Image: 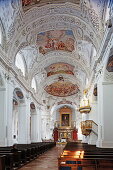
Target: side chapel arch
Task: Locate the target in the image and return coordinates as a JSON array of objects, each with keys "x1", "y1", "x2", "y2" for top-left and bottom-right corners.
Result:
[{"x1": 12, "y1": 88, "x2": 25, "y2": 143}]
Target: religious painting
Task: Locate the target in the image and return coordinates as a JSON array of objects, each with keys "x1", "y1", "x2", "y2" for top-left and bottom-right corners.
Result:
[
  {"x1": 30, "y1": 102, "x2": 36, "y2": 110},
  {"x1": 45, "y1": 62, "x2": 74, "y2": 77},
  {"x1": 37, "y1": 30, "x2": 75, "y2": 54},
  {"x1": 93, "y1": 85, "x2": 97, "y2": 96},
  {"x1": 61, "y1": 114, "x2": 70, "y2": 127},
  {"x1": 106, "y1": 55, "x2": 113, "y2": 72},
  {"x1": 44, "y1": 81, "x2": 79, "y2": 97},
  {"x1": 16, "y1": 90, "x2": 24, "y2": 99}
]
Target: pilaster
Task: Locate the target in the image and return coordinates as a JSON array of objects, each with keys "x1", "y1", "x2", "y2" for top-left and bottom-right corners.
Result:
[
  {"x1": 97, "y1": 81, "x2": 113, "y2": 148},
  {"x1": 0, "y1": 87, "x2": 7, "y2": 146}
]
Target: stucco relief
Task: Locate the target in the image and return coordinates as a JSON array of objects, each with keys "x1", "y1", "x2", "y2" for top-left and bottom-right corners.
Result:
[
  {"x1": 29, "y1": 53, "x2": 90, "y2": 81},
  {"x1": 6, "y1": 3, "x2": 100, "y2": 46},
  {"x1": 0, "y1": 73, "x2": 4, "y2": 87},
  {"x1": 6, "y1": 6, "x2": 100, "y2": 60},
  {"x1": 22, "y1": 3, "x2": 100, "y2": 31}
]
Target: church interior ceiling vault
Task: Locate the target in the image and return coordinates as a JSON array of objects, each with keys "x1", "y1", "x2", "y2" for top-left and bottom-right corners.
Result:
[{"x1": 0, "y1": 0, "x2": 109, "y2": 107}]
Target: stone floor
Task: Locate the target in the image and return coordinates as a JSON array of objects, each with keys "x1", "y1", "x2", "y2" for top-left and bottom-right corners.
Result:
[{"x1": 19, "y1": 145, "x2": 64, "y2": 170}]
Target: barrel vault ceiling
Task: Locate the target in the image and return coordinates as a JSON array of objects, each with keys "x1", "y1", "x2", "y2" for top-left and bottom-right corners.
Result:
[{"x1": 0, "y1": 0, "x2": 108, "y2": 107}]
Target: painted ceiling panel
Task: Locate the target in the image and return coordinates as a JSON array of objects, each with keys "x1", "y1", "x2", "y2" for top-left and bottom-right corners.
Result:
[
  {"x1": 44, "y1": 81, "x2": 79, "y2": 97},
  {"x1": 22, "y1": 0, "x2": 80, "y2": 11},
  {"x1": 37, "y1": 30, "x2": 75, "y2": 54},
  {"x1": 45, "y1": 62, "x2": 74, "y2": 77}
]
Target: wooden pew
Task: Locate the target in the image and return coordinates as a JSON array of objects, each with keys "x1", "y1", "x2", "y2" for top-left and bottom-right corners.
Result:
[
  {"x1": 58, "y1": 156, "x2": 113, "y2": 170},
  {"x1": 0, "y1": 153, "x2": 13, "y2": 170},
  {"x1": 58, "y1": 142, "x2": 113, "y2": 170},
  {"x1": 0, "y1": 149, "x2": 22, "y2": 168},
  {"x1": 0, "y1": 142, "x2": 56, "y2": 169},
  {"x1": 0, "y1": 155, "x2": 5, "y2": 170}
]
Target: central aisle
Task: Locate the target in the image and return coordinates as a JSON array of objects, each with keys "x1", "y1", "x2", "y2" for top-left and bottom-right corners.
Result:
[{"x1": 20, "y1": 145, "x2": 64, "y2": 170}]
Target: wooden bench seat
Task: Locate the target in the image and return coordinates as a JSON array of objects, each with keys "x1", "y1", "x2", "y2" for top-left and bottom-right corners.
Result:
[
  {"x1": 58, "y1": 157, "x2": 113, "y2": 170},
  {"x1": 0, "y1": 142, "x2": 56, "y2": 169},
  {"x1": 0, "y1": 150, "x2": 22, "y2": 168},
  {"x1": 0, "y1": 153, "x2": 13, "y2": 170},
  {"x1": 0, "y1": 155, "x2": 5, "y2": 170},
  {"x1": 58, "y1": 142, "x2": 113, "y2": 170}
]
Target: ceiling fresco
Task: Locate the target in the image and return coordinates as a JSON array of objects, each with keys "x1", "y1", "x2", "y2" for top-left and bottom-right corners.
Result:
[
  {"x1": 37, "y1": 30, "x2": 75, "y2": 54},
  {"x1": 45, "y1": 62, "x2": 74, "y2": 77},
  {"x1": 0, "y1": 0, "x2": 109, "y2": 108},
  {"x1": 44, "y1": 81, "x2": 79, "y2": 97},
  {"x1": 22, "y1": 0, "x2": 80, "y2": 11},
  {"x1": 106, "y1": 55, "x2": 113, "y2": 72}
]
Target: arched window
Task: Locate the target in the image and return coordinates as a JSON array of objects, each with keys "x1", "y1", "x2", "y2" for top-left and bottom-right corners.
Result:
[
  {"x1": 15, "y1": 53, "x2": 25, "y2": 76},
  {"x1": 31, "y1": 77, "x2": 36, "y2": 91}
]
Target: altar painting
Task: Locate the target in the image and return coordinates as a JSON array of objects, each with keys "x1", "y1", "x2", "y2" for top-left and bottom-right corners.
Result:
[{"x1": 61, "y1": 114, "x2": 69, "y2": 127}]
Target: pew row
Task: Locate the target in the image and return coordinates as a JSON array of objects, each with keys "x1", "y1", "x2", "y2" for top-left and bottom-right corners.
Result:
[
  {"x1": 0, "y1": 142, "x2": 56, "y2": 170},
  {"x1": 58, "y1": 142, "x2": 113, "y2": 170}
]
